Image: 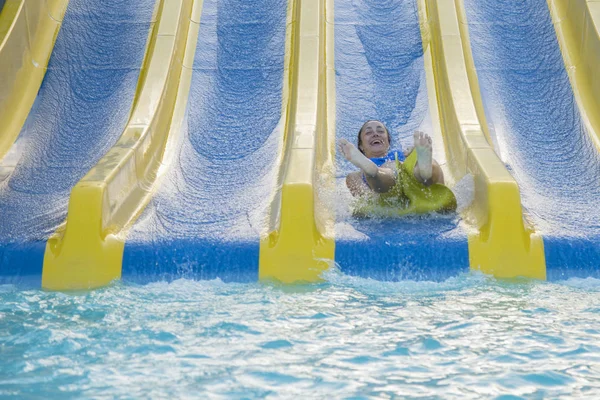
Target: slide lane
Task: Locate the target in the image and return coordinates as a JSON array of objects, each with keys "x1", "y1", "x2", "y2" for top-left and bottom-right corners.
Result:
[
  {"x1": 464, "y1": 0, "x2": 600, "y2": 279},
  {"x1": 0, "y1": 0, "x2": 155, "y2": 285},
  {"x1": 334, "y1": 0, "x2": 469, "y2": 281},
  {"x1": 122, "y1": 0, "x2": 288, "y2": 283}
]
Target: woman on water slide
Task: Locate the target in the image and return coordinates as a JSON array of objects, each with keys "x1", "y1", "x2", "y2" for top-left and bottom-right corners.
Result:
[{"x1": 338, "y1": 120, "x2": 444, "y2": 197}]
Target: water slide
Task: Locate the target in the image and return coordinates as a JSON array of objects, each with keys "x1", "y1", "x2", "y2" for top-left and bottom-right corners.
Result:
[{"x1": 1, "y1": 0, "x2": 599, "y2": 289}]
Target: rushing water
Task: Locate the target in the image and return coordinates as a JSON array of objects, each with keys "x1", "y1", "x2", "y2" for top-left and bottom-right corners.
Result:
[{"x1": 2, "y1": 272, "x2": 600, "y2": 398}]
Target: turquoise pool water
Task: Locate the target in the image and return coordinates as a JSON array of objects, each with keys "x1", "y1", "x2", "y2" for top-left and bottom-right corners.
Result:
[{"x1": 2, "y1": 272, "x2": 600, "y2": 398}]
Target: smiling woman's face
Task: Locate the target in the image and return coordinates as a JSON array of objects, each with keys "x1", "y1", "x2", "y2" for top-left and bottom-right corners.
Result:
[{"x1": 359, "y1": 120, "x2": 390, "y2": 158}]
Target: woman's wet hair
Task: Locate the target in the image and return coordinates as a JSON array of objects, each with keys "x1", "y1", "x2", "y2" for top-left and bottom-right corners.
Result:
[{"x1": 357, "y1": 120, "x2": 392, "y2": 154}]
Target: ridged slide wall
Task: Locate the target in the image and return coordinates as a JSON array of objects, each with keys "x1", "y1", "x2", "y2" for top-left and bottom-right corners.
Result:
[
  {"x1": 463, "y1": 0, "x2": 600, "y2": 279},
  {"x1": 259, "y1": 0, "x2": 335, "y2": 283},
  {"x1": 0, "y1": 0, "x2": 156, "y2": 286},
  {"x1": 42, "y1": 0, "x2": 201, "y2": 290},
  {"x1": 444, "y1": 0, "x2": 547, "y2": 279},
  {"x1": 548, "y1": 0, "x2": 600, "y2": 151},
  {"x1": 0, "y1": 0, "x2": 69, "y2": 163}
]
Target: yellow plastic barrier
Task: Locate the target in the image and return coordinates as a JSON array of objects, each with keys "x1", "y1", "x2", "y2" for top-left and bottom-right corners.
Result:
[
  {"x1": 42, "y1": 0, "x2": 203, "y2": 290},
  {"x1": 259, "y1": 0, "x2": 336, "y2": 283},
  {"x1": 548, "y1": 0, "x2": 600, "y2": 152},
  {"x1": 0, "y1": 0, "x2": 69, "y2": 160},
  {"x1": 419, "y1": 0, "x2": 547, "y2": 279}
]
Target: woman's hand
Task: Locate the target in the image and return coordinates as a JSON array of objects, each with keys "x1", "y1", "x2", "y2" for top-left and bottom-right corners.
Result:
[{"x1": 338, "y1": 138, "x2": 363, "y2": 164}]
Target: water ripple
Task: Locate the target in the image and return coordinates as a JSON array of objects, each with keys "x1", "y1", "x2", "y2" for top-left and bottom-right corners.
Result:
[{"x1": 2, "y1": 276, "x2": 600, "y2": 397}]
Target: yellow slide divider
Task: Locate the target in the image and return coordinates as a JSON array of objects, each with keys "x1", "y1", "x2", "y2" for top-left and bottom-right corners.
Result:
[
  {"x1": 0, "y1": 0, "x2": 69, "y2": 160},
  {"x1": 420, "y1": 0, "x2": 547, "y2": 279},
  {"x1": 548, "y1": 0, "x2": 600, "y2": 152},
  {"x1": 42, "y1": 0, "x2": 203, "y2": 290},
  {"x1": 259, "y1": 0, "x2": 335, "y2": 283}
]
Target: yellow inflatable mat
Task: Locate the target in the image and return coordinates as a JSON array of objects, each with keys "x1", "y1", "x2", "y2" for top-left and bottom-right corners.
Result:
[{"x1": 353, "y1": 150, "x2": 457, "y2": 218}]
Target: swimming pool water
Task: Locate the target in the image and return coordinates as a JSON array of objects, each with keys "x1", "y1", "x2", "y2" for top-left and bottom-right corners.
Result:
[{"x1": 2, "y1": 272, "x2": 600, "y2": 398}]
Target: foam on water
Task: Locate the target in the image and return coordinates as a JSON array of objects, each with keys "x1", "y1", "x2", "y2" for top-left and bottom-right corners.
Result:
[{"x1": 2, "y1": 275, "x2": 600, "y2": 398}]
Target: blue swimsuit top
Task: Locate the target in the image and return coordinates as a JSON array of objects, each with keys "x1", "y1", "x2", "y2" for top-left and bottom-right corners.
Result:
[
  {"x1": 370, "y1": 149, "x2": 405, "y2": 166},
  {"x1": 362, "y1": 149, "x2": 405, "y2": 184}
]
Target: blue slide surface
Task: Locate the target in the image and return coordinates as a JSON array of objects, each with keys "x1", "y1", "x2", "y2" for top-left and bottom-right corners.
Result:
[{"x1": 465, "y1": 0, "x2": 600, "y2": 280}]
